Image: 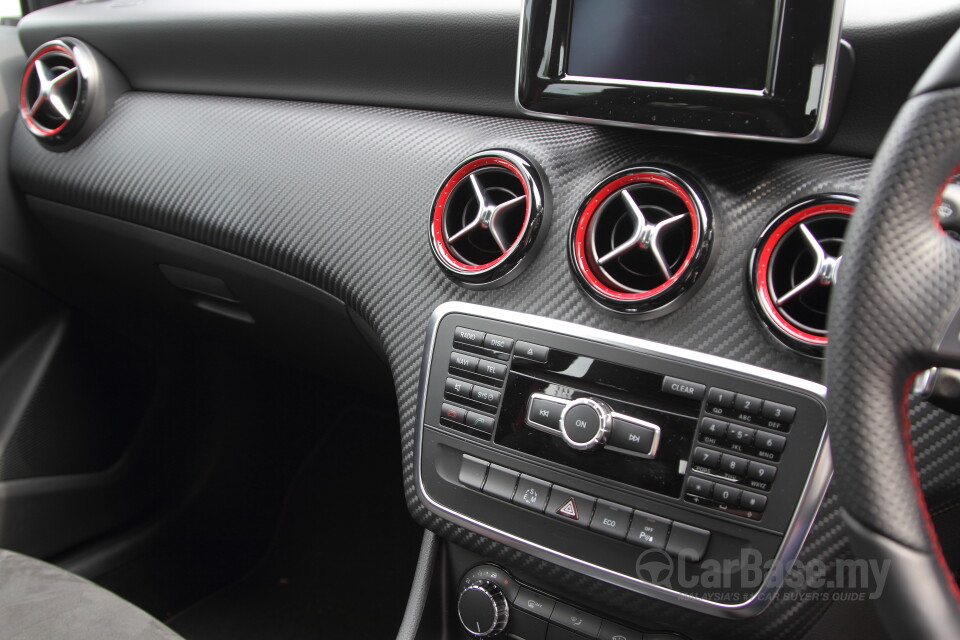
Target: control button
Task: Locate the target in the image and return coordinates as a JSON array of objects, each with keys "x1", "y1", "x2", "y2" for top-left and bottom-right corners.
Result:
[
  {"x1": 609, "y1": 417, "x2": 658, "y2": 456},
  {"x1": 734, "y1": 393, "x2": 762, "y2": 416},
  {"x1": 454, "y1": 326, "x2": 486, "y2": 347},
  {"x1": 685, "y1": 475, "x2": 714, "y2": 497},
  {"x1": 465, "y1": 411, "x2": 496, "y2": 434},
  {"x1": 515, "y1": 341, "x2": 549, "y2": 363},
  {"x1": 513, "y1": 475, "x2": 552, "y2": 513},
  {"x1": 546, "y1": 487, "x2": 596, "y2": 528},
  {"x1": 441, "y1": 403, "x2": 467, "y2": 424},
  {"x1": 514, "y1": 588, "x2": 556, "y2": 619},
  {"x1": 756, "y1": 431, "x2": 787, "y2": 453},
  {"x1": 665, "y1": 522, "x2": 711, "y2": 562},
  {"x1": 483, "y1": 333, "x2": 514, "y2": 353},
  {"x1": 741, "y1": 491, "x2": 768, "y2": 512},
  {"x1": 719, "y1": 453, "x2": 749, "y2": 476},
  {"x1": 748, "y1": 461, "x2": 777, "y2": 483},
  {"x1": 707, "y1": 387, "x2": 736, "y2": 408},
  {"x1": 482, "y1": 464, "x2": 519, "y2": 501},
  {"x1": 506, "y1": 609, "x2": 548, "y2": 640},
  {"x1": 626, "y1": 511, "x2": 671, "y2": 550},
  {"x1": 699, "y1": 417, "x2": 727, "y2": 439},
  {"x1": 661, "y1": 376, "x2": 705, "y2": 401},
  {"x1": 472, "y1": 385, "x2": 502, "y2": 406},
  {"x1": 458, "y1": 455, "x2": 489, "y2": 491},
  {"x1": 560, "y1": 399, "x2": 611, "y2": 451},
  {"x1": 550, "y1": 602, "x2": 602, "y2": 638},
  {"x1": 477, "y1": 359, "x2": 508, "y2": 381},
  {"x1": 445, "y1": 377, "x2": 474, "y2": 399},
  {"x1": 589, "y1": 500, "x2": 632, "y2": 540},
  {"x1": 546, "y1": 624, "x2": 589, "y2": 640},
  {"x1": 762, "y1": 400, "x2": 796, "y2": 423},
  {"x1": 598, "y1": 620, "x2": 643, "y2": 640},
  {"x1": 528, "y1": 395, "x2": 566, "y2": 430},
  {"x1": 450, "y1": 352, "x2": 480, "y2": 373},
  {"x1": 713, "y1": 484, "x2": 742, "y2": 505},
  {"x1": 692, "y1": 447, "x2": 721, "y2": 469},
  {"x1": 726, "y1": 424, "x2": 756, "y2": 446}
]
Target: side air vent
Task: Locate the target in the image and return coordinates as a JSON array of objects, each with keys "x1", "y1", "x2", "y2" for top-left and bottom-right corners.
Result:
[
  {"x1": 750, "y1": 195, "x2": 857, "y2": 357},
  {"x1": 569, "y1": 167, "x2": 713, "y2": 316},
  {"x1": 19, "y1": 38, "x2": 128, "y2": 150},
  {"x1": 431, "y1": 151, "x2": 547, "y2": 288}
]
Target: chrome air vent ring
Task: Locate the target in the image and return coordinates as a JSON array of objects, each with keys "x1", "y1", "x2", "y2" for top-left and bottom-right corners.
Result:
[
  {"x1": 569, "y1": 167, "x2": 713, "y2": 316},
  {"x1": 19, "y1": 38, "x2": 128, "y2": 151},
  {"x1": 750, "y1": 194, "x2": 857, "y2": 357},
  {"x1": 20, "y1": 42, "x2": 81, "y2": 139},
  {"x1": 431, "y1": 151, "x2": 548, "y2": 289}
]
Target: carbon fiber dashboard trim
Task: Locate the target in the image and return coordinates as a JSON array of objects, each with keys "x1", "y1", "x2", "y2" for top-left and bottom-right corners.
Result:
[
  {"x1": 7, "y1": 92, "x2": 958, "y2": 637},
  {"x1": 415, "y1": 302, "x2": 832, "y2": 617}
]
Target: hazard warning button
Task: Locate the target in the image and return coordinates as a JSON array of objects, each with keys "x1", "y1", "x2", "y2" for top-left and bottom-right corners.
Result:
[{"x1": 546, "y1": 487, "x2": 597, "y2": 528}]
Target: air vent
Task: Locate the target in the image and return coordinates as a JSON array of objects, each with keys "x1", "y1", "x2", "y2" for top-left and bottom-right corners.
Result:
[
  {"x1": 19, "y1": 38, "x2": 128, "y2": 150},
  {"x1": 750, "y1": 195, "x2": 856, "y2": 357},
  {"x1": 431, "y1": 151, "x2": 547, "y2": 288},
  {"x1": 20, "y1": 42, "x2": 80, "y2": 138},
  {"x1": 570, "y1": 167, "x2": 713, "y2": 316}
]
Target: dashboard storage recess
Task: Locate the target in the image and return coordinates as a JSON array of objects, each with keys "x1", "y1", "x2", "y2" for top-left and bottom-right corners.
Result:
[{"x1": 416, "y1": 302, "x2": 831, "y2": 617}]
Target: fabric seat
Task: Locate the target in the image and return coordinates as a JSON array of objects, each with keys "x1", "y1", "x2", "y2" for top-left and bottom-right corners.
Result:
[{"x1": 0, "y1": 549, "x2": 183, "y2": 639}]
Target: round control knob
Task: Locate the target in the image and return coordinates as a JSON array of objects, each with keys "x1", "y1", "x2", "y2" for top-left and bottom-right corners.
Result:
[
  {"x1": 457, "y1": 579, "x2": 509, "y2": 637},
  {"x1": 560, "y1": 398, "x2": 612, "y2": 451}
]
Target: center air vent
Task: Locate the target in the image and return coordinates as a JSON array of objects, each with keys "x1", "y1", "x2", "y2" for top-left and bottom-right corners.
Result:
[
  {"x1": 431, "y1": 151, "x2": 547, "y2": 288},
  {"x1": 19, "y1": 38, "x2": 128, "y2": 150},
  {"x1": 570, "y1": 167, "x2": 713, "y2": 316},
  {"x1": 750, "y1": 195, "x2": 856, "y2": 357}
]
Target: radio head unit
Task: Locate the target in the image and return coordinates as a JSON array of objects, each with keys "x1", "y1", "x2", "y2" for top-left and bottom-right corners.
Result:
[
  {"x1": 415, "y1": 302, "x2": 830, "y2": 617},
  {"x1": 516, "y1": 0, "x2": 846, "y2": 142}
]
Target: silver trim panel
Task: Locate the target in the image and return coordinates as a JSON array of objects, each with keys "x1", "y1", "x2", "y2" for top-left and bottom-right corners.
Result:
[{"x1": 414, "y1": 301, "x2": 832, "y2": 618}]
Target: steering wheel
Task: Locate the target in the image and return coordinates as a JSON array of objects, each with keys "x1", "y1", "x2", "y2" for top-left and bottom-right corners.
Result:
[{"x1": 825, "y1": 27, "x2": 960, "y2": 640}]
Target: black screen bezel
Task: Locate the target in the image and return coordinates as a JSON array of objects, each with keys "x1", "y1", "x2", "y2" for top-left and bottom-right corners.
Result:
[{"x1": 516, "y1": 0, "x2": 844, "y2": 142}]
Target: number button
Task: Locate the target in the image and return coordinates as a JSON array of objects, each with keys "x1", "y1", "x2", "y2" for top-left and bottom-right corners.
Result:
[
  {"x1": 720, "y1": 454, "x2": 748, "y2": 476},
  {"x1": 748, "y1": 461, "x2": 777, "y2": 483},
  {"x1": 735, "y1": 393, "x2": 762, "y2": 416},
  {"x1": 693, "y1": 447, "x2": 721, "y2": 469}
]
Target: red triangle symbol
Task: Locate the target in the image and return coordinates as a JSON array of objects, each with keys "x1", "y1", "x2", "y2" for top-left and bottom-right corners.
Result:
[{"x1": 556, "y1": 497, "x2": 579, "y2": 520}]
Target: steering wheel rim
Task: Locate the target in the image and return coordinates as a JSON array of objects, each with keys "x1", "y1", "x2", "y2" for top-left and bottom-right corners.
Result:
[{"x1": 825, "y1": 26, "x2": 960, "y2": 640}]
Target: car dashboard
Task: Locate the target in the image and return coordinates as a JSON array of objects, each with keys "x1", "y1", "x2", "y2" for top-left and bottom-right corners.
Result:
[{"x1": 1, "y1": 1, "x2": 960, "y2": 639}]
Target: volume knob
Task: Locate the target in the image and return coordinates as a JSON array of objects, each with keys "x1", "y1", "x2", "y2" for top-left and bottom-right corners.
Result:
[
  {"x1": 457, "y1": 579, "x2": 509, "y2": 637},
  {"x1": 559, "y1": 398, "x2": 612, "y2": 451}
]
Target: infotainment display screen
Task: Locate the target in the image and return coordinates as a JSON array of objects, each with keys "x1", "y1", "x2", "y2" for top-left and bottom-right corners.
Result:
[{"x1": 566, "y1": 0, "x2": 781, "y2": 92}]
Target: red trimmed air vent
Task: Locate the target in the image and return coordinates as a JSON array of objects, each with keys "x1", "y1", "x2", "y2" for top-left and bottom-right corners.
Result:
[
  {"x1": 20, "y1": 41, "x2": 81, "y2": 139},
  {"x1": 750, "y1": 195, "x2": 856, "y2": 357},
  {"x1": 431, "y1": 151, "x2": 547, "y2": 288},
  {"x1": 569, "y1": 167, "x2": 713, "y2": 316},
  {"x1": 19, "y1": 38, "x2": 128, "y2": 150}
]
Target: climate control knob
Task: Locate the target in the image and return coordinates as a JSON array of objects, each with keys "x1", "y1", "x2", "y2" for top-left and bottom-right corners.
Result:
[
  {"x1": 457, "y1": 579, "x2": 509, "y2": 637},
  {"x1": 559, "y1": 398, "x2": 612, "y2": 451}
]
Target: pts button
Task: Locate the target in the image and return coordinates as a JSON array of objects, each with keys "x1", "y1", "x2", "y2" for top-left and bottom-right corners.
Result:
[{"x1": 662, "y1": 376, "x2": 705, "y2": 401}]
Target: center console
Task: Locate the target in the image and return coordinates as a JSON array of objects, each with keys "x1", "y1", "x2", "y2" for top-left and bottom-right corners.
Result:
[{"x1": 415, "y1": 302, "x2": 831, "y2": 619}]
